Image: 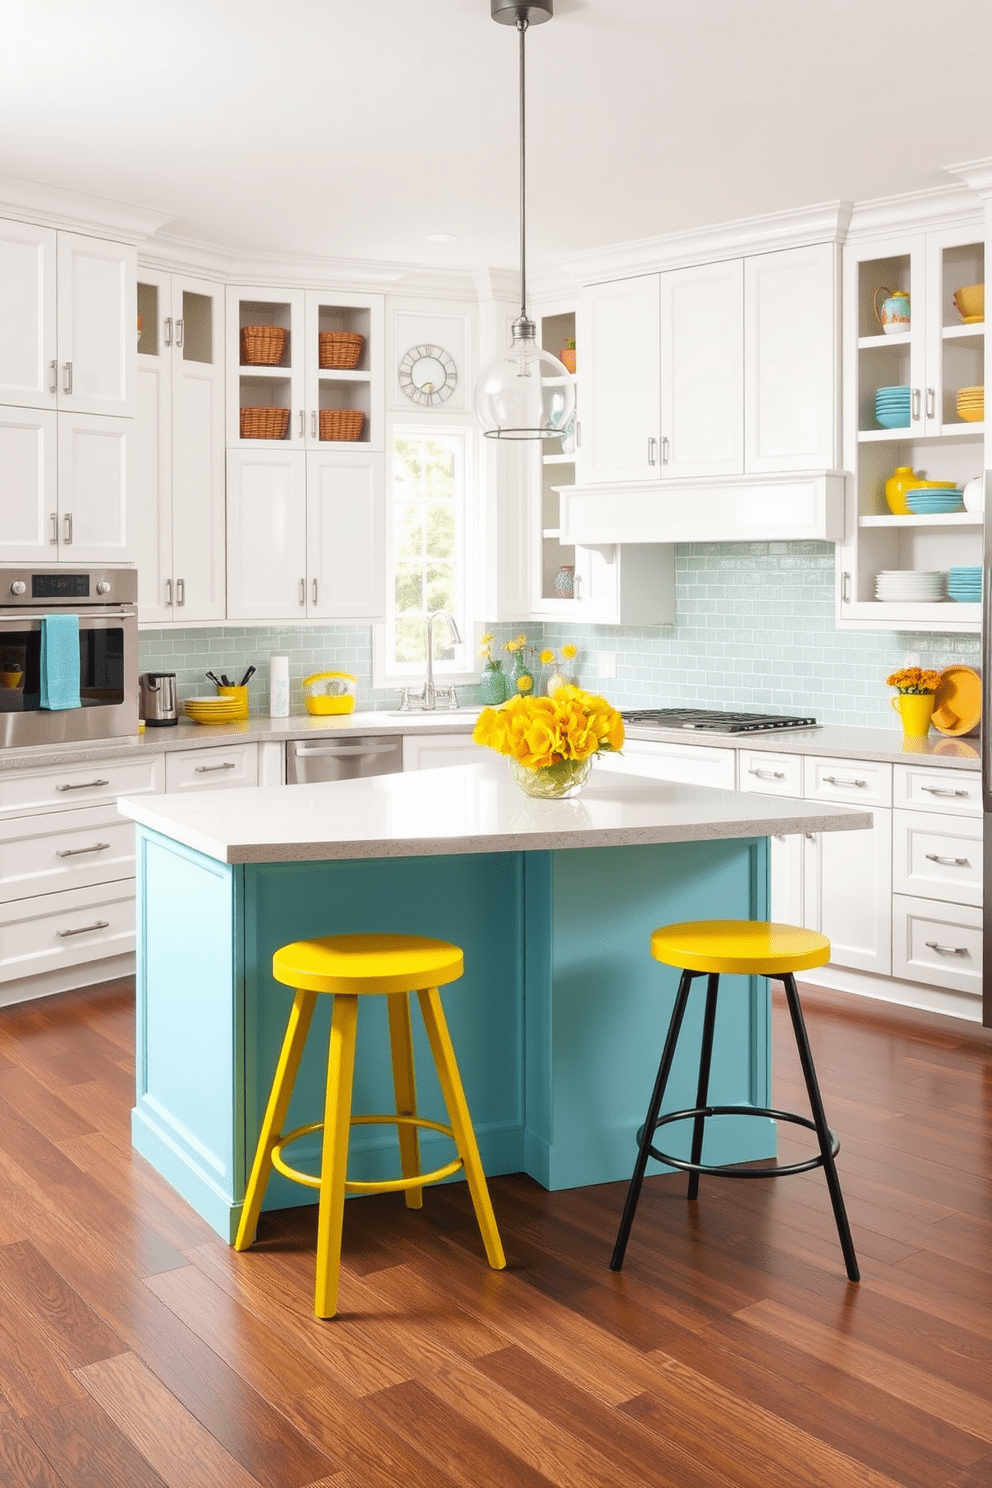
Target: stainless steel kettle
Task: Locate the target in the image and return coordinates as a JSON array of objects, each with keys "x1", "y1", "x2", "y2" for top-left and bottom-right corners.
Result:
[{"x1": 139, "y1": 671, "x2": 179, "y2": 727}]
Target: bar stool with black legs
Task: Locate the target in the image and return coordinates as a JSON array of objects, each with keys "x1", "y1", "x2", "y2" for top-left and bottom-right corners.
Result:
[{"x1": 610, "y1": 920, "x2": 860, "y2": 1282}]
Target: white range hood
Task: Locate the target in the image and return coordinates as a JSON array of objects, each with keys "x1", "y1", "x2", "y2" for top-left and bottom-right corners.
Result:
[{"x1": 558, "y1": 470, "x2": 847, "y2": 546}]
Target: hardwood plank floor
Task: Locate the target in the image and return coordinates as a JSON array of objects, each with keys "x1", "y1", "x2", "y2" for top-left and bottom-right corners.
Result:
[{"x1": 0, "y1": 975, "x2": 990, "y2": 1487}]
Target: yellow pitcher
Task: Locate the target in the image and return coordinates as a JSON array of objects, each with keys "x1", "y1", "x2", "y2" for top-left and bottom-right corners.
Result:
[{"x1": 891, "y1": 693, "x2": 933, "y2": 737}]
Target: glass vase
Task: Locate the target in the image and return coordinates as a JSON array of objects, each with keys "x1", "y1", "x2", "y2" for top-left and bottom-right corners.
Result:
[
  {"x1": 507, "y1": 755, "x2": 593, "y2": 799},
  {"x1": 479, "y1": 664, "x2": 508, "y2": 706}
]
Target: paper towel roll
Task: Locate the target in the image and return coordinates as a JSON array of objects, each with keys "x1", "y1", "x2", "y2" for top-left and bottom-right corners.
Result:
[{"x1": 269, "y1": 655, "x2": 290, "y2": 718}]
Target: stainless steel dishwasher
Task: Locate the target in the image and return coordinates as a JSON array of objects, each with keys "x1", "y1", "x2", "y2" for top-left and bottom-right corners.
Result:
[{"x1": 286, "y1": 735, "x2": 404, "y2": 784}]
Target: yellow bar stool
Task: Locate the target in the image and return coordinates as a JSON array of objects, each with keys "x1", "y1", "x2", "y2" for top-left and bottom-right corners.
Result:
[
  {"x1": 610, "y1": 920, "x2": 860, "y2": 1283},
  {"x1": 234, "y1": 932, "x2": 506, "y2": 1318}
]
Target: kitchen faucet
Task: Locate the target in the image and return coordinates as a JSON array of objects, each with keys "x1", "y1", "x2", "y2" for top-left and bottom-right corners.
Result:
[{"x1": 398, "y1": 610, "x2": 462, "y2": 711}]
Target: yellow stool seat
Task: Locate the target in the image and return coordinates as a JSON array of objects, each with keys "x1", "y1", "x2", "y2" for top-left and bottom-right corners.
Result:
[
  {"x1": 235, "y1": 932, "x2": 505, "y2": 1318},
  {"x1": 273, "y1": 932, "x2": 464, "y2": 995},
  {"x1": 651, "y1": 919, "x2": 831, "y2": 977}
]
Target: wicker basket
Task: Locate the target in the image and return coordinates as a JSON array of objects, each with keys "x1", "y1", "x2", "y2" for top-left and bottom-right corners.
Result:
[
  {"x1": 319, "y1": 331, "x2": 364, "y2": 369},
  {"x1": 240, "y1": 407, "x2": 290, "y2": 439},
  {"x1": 240, "y1": 325, "x2": 288, "y2": 366},
  {"x1": 319, "y1": 409, "x2": 365, "y2": 441}
]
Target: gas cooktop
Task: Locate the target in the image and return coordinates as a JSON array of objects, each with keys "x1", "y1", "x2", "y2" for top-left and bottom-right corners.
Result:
[{"x1": 623, "y1": 708, "x2": 819, "y2": 735}]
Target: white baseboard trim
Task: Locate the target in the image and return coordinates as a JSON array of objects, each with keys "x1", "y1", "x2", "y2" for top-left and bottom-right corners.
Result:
[
  {"x1": 800, "y1": 963, "x2": 982, "y2": 1023},
  {"x1": 0, "y1": 954, "x2": 136, "y2": 1009}
]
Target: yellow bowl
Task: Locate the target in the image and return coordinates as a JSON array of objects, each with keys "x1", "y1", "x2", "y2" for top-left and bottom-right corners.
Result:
[
  {"x1": 953, "y1": 283, "x2": 984, "y2": 320},
  {"x1": 957, "y1": 404, "x2": 985, "y2": 423}
]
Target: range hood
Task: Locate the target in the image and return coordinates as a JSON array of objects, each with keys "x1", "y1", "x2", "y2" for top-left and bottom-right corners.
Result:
[{"x1": 558, "y1": 469, "x2": 847, "y2": 545}]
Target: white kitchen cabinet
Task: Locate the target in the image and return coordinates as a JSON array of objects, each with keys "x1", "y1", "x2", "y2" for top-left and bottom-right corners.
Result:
[
  {"x1": 744, "y1": 243, "x2": 838, "y2": 472},
  {"x1": 660, "y1": 258, "x2": 744, "y2": 478},
  {"x1": 578, "y1": 242, "x2": 837, "y2": 492},
  {"x1": 578, "y1": 275, "x2": 660, "y2": 485},
  {"x1": 1, "y1": 407, "x2": 131, "y2": 565},
  {"x1": 0, "y1": 219, "x2": 134, "y2": 418},
  {"x1": 519, "y1": 304, "x2": 674, "y2": 626},
  {"x1": 892, "y1": 807, "x2": 981, "y2": 908},
  {"x1": 164, "y1": 742, "x2": 258, "y2": 793},
  {"x1": 891, "y1": 896, "x2": 982, "y2": 998},
  {"x1": 0, "y1": 750, "x2": 164, "y2": 1003},
  {"x1": 306, "y1": 451, "x2": 384, "y2": 621},
  {"x1": 837, "y1": 221, "x2": 984, "y2": 633},
  {"x1": 402, "y1": 734, "x2": 482, "y2": 771},
  {"x1": 134, "y1": 270, "x2": 226, "y2": 623},
  {"x1": 226, "y1": 285, "x2": 383, "y2": 452},
  {"x1": 226, "y1": 447, "x2": 384, "y2": 623},
  {"x1": 595, "y1": 737, "x2": 736, "y2": 789}
]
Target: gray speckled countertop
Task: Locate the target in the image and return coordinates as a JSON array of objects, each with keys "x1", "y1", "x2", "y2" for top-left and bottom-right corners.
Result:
[{"x1": 0, "y1": 711, "x2": 980, "y2": 773}]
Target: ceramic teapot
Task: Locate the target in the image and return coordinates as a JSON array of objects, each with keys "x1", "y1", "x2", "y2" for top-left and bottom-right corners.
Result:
[{"x1": 873, "y1": 287, "x2": 910, "y2": 334}]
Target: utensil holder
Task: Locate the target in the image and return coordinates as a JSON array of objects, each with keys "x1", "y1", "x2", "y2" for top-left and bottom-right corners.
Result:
[{"x1": 216, "y1": 685, "x2": 249, "y2": 719}]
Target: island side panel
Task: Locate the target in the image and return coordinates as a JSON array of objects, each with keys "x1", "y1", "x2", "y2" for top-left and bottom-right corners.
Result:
[
  {"x1": 524, "y1": 837, "x2": 774, "y2": 1190},
  {"x1": 241, "y1": 852, "x2": 527, "y2": 1219},
  {"x1": 132, "y1": 827, "x2": 245, "y2": 1238}
]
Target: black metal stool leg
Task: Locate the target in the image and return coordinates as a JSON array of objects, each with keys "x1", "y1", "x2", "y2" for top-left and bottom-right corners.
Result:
[
  {"x1": 687, "y1": 972, "x2": 720, "y2": 1201},
  {"x1": 610, "y1": 969, "x2": 694, "y2": 1271},
  {"x1": 780, "y1": 973, "x2": 860, "y2": 1282}
]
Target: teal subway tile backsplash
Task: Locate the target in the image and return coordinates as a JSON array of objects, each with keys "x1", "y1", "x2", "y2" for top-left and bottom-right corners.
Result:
[{"x1": 139, "y1": 542, "x2": 981, "y2": 729}]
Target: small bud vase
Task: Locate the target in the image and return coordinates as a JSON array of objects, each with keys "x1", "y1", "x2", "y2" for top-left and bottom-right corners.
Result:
[
  {"x1": 545, "y1": 670, "x2": 570, "y2": 697},
  {"x1": 890, "y1": 692, "x2": 934, "y2": 738},
  {"x1": 507, "y1": 756, "x2": 592, "y2": 799}
]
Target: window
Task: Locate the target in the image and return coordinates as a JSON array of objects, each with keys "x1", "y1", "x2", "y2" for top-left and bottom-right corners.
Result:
[{"x1": 376, "y1": 425, "x2": 476, "y2": 684}]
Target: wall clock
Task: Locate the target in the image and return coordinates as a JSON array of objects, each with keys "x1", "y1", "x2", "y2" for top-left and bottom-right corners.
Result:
[{"x1": 398, "y1": 344, "x2": 458, "y2": 406}]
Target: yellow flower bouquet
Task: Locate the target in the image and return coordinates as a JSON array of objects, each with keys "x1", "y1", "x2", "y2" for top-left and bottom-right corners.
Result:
[
  {"x1": 885, "y1": 667, "x2": 942, "y2": 695},
  {"x1": 473, "y1": 685, "x2": 624, "y2": 798}
]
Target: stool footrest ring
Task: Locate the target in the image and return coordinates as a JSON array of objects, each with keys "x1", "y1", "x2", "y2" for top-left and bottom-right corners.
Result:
[
  {"x1": 270, "y1": 1114, "x2": 464, "y2": 1195},
  {"x1": 638, "y1": 1104, "x2": 840, "y2": 1179}
]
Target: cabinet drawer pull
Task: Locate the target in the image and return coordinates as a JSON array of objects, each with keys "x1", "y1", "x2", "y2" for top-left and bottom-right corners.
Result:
[
  {"x1": 55, "y1": 779, "x2": 110, "y2": 792},
  {"x1": 56, "y1": 842, "x2": 110, "y2": 858},
  {"x1": 312, "y1": 579, "x2": 318, "y2": 605},
  {"x1": 194, "y1": 761, "x2": 236, "y2": 773},
  {"x1": 62, "y1": 361, "x2": 73, "y2": 395},
  {"x1": 166, "y1": 577, "x2": 173, "y2": 607},
  {"x1": 921, "y1": 786, "x2": 968, "y2": 798},
  {"x1": 749, "y1": 768, "x2": 785, "y2": 780},
  {"x1": 164, "y1": 316, "x2": 173, "y2": 347},
  {"x1": 926, "y1": 387, "x2": 935, "y2": 420},
  {"x1": 49, "y1": 359, "x2": 58, "y2": 394},
  {"x1": 925, "y1": 853, "x2": 970, "y2": 867},
  {"x1": 175, "y1": 318, "x2": 184, "y2": 349},
  {"x1": 63, "y1": 513, "x2": 73, "y2": 545},
  {"x1": 822, "y1": 775, "x2": 867, "y2": 788},
  {"x1": 57, "y1": 920, "x2": 110, "y2": 938},
  {"x1": 299, "y1": 578, "x2": 306, "y2": 605},
  {"x1": 647, "y1": 436, "x2": 657, "y2": 466},
  {"x1": 311, "y1": 410, "x2": 318, "y2": 440},
  {"x1": 176, "y1": 577, "x2": 185, "y2": 607},
  {"x1": 299, "y1": 409, "x2": 305, "y2": 439},
  {"x1": 925, "y1": 941, "x2": 968, "y2": 957},
  {"x1": 911, "y1": 387, "x2": 921, "y2": 421},
  {"x1": 50, "y1": 512, "x2": 58, "y2": 545}
]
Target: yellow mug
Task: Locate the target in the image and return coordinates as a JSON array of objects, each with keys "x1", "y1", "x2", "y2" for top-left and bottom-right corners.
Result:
[{"x1": 217, "y1": 685, "x2": 249, "y2": 720}]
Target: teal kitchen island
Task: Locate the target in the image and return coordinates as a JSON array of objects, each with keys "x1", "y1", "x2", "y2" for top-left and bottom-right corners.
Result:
[{"x1": 118, "y1": 759, "x2": 871, "y2": 1242}]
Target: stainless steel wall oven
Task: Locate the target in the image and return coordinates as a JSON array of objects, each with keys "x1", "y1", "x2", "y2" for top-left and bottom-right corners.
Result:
[{"x1": 0, "y1": 566, "x2": 138, "y2": 748}]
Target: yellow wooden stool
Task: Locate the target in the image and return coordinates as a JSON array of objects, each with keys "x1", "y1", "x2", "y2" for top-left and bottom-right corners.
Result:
[
  {"x1": 234, "y1": 932, "x2": 506, "y2": 1318},
  {"x1": 610, "y1": 920, "x2": 860, "y2": 1282}
]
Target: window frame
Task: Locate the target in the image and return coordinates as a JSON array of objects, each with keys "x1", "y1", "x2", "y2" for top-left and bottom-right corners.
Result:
[{"x1": 372, "y1": 417, "x2": 483, "y2": 691}]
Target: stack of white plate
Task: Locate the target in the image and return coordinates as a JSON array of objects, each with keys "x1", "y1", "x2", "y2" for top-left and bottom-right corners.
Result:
[{"x1": 874, "y1": 571, "x2": 947, "y2": 602}]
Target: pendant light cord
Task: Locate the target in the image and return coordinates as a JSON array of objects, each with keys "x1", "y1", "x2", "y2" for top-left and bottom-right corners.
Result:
[{"x1": 518, "y1": 14, "x2": 528, "y2": 323}]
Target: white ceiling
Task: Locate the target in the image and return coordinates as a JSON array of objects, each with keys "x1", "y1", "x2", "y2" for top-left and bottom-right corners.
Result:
[{"x1": 2, "y1": 0, "x2": 991, "y2": 274}]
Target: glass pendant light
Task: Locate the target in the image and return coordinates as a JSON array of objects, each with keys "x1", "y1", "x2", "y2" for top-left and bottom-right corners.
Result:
[{"x1": 475, "y1": 0, "x2": 575, "y2": 441}]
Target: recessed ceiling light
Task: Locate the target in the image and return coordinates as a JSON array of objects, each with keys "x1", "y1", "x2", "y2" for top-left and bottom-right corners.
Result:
[{"x1": 426, "y1": 232, "x2": 458, "y2": 243}]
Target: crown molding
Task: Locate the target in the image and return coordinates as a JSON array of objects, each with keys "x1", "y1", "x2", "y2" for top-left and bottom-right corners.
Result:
[
  {"x1": 0, "y1": 173, "x2": 175, "y2": 243},
  {"x1": 141, "y1": 230, "x2": 487, "y2": 300},
  {"x1": 946, "y1": 156, "x2": 992, "y2": 199},
  {"x1": 471, "y1": 267, "x2": 522, "y2": 302},
  {"x1": 554, "y1": 201, "x2": 854, "y2": 283},
  {"x1": 845, "y1": 181, "x2": 983, "y2": 239}
]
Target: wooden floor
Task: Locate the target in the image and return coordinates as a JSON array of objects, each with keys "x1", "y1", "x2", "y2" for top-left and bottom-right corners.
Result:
[{"x1": 0, "y1": 980, "x2": 990, "y2": 1488}]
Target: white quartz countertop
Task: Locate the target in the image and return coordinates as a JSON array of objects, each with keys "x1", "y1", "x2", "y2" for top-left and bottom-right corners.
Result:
[
  {"x1": 0, "y1": 709, "x2": 980, "y2": 773},
  {"x1": 118, "y1": 755, "x2": 872, "y2": 866}
]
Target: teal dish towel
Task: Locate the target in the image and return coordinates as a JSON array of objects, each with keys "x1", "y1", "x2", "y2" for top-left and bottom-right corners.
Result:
[{"x1": 39, "y1": 614, "x2": 81, "y2": 710}]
